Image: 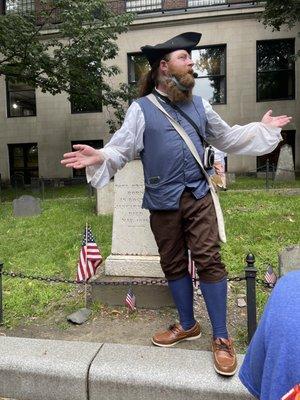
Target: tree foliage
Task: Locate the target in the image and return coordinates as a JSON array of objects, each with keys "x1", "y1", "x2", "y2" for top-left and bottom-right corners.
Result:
[
  {"x1": 0, "y1": 0, "x2": 135, "y2": 131},
  {"x1": 258, "y1": 0, "x2": 300, "y2": 31}
]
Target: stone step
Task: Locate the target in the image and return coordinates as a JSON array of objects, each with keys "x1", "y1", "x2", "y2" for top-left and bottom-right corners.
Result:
[{"x1": 91, "y1": 275, "x2": 174, "y2": 309}]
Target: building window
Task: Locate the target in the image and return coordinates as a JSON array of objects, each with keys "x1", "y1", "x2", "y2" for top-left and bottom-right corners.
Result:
[
  {"x1": 257, "y1": 39, "x2": 295, "y2": 102},
  {"x1": 6, "y1": 79, "x2": 36, "y2": 117},
  {"x1": 70, "y1": 91, "x2": 102, "y2": 114},
  {"x1": 69, "y1": 60, "x2": 102, "y2": 114},
  {"x1": 128, "y1": 53, "x2": 151, "y2": 99},
  {"x1": 5, "y1": 0, "x2": 35, "y2": 14},
  {"x1": 8, "y1": 143, "x2": 38, "y2": 185},
  {"x1": 125, "y1": 0, "x2": 162, "y2": 12},
  {"x1": 257, "y1": 131, "x2": 295, "y2": 172},
  {"x1": 127, "y1": 48, "x2": 226, "y2": 104},
  {"x1": 71, "y1": 140, "x2": 103, "y2": 177},
  {"x1": 70, "y1": 78, "x2": 102, "y2": 114},
  {"x1": 192, "y1": 45, "x2": 226, "y2": 104}
]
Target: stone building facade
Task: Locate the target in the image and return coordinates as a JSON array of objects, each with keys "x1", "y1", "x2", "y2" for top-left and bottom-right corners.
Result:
[{"x1": 0, "y1": 0, "x2": 299, "y2": 183}]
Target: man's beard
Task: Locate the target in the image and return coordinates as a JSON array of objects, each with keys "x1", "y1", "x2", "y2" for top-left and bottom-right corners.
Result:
[{"x1": 161, "y1": 68, "x2": 195, "y2": 103}]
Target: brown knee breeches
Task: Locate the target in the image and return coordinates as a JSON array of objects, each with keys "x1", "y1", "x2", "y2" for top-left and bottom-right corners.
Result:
[{"x1": 149, "y1": 191, "x2": 227, "y2": 282}]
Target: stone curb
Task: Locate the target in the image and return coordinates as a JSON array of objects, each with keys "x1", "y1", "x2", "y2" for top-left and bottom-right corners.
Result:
[
  {"x1": 0, "y1": 337, "x2": 253, "y2": 400},
  {"x1": 0, "y1": 337, "x2": 102, "y2": 400}
]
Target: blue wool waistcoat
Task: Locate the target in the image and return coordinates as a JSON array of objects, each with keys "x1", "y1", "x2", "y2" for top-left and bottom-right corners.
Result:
[{"x1": 136, "y1": 95, "x2": 210, "y2": 211}]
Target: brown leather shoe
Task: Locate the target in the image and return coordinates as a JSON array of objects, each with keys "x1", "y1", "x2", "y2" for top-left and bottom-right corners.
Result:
[
  {"x1": 151, "y1": 321, "x2": 201, "y2": 347},
  {"x1": 212, "y1": 337, "x2": 237, "y2": 376}
]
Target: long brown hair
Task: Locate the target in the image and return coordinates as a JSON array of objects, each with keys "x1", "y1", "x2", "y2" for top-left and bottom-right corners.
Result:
[{"x1": 138, "y1": 54, "x2": 170, "y2": 97}]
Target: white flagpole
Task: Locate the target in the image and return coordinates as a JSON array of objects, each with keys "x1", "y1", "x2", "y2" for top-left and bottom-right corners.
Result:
[{"x1": 84, "y1": 221, "x2": 88, "y2": 308}]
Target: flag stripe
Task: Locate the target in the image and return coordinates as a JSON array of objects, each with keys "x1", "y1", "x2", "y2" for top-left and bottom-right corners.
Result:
[
  {"x1": 125, "y1": 288, "x2": 136, "y2": 311},
  {"x1": 264, "y1": 266, "x2": 277, "y2": 286},
  {"x1": 76, "y1": 227, "x2": 102, "y2": 283}
]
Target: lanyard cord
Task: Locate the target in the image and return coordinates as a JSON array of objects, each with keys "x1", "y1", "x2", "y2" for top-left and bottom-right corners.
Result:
[{"x1": 152, "y1": 89, "x2": 209, "y2": 147}]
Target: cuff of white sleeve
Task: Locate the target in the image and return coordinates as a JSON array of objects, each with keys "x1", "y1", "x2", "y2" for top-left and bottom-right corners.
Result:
[
  {"x1": 261, "y1": 123, "x2": 283, "y2": 139},
  {"x1": 85, "y1": 149, "x2": 108, "y2": 186}
]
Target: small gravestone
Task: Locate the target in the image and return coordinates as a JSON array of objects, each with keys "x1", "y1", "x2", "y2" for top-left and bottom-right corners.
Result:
[
  {"x1": 275, "y1": 144, "x2": 295, "y2": 181},
  {"x1": 226, "y1": 172, "x2": 235, "y2": 184},
  {"x1": 279, "y1": 245, "x2": 300, "y2": 276},
  {"x1": 13, "y1": 195, "x2": 41, "y2": 217},
  {"x1": 11, "y1": 174, "x2": 25, "y2": 189},
  {"x1": 96, "y1": 180, "x2": 114, "y2": 215},
  {"x1": 30, "y1": 178, "x2": 40, "y2": 195}
]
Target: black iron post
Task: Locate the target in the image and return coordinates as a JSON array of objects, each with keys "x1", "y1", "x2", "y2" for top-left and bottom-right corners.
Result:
[
  {"x1": 265, "y1": 159, "x2": 269, "y2": 190},
  {"x1": 0, "y1": 261, "x2": 3, "y2": 325},
  {"x1": 271, "y1": 163, "x2": 275, "y2": 181},
  {"x1": 40, "y1": 177, "x2": 45, "y2": 201},
  {"x1": 245, "y1": 253, "x2": 257, "y2": 343}
]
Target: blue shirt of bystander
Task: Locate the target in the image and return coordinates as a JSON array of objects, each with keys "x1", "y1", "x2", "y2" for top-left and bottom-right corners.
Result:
[{"x1": 239, "y1": 270, "x2": 300, "y2": 400}]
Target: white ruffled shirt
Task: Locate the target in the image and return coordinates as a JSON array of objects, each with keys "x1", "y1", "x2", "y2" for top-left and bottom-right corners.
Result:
[{"x1": 86, "y1": 97, "x2": 282, "y2": 188}]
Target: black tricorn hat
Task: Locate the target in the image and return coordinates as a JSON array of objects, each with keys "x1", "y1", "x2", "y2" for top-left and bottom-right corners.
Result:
[{"x1": 141, "y1": 32, "x2": 202, "y2": 67}]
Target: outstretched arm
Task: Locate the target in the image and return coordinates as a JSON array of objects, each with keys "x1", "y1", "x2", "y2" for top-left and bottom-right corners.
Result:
[
  {"x1": 60, "y1": 102, "x2": 145, "y2": 188},
  {"x1": 203, "y1": 99, "x2": 292, "y2": 155}
]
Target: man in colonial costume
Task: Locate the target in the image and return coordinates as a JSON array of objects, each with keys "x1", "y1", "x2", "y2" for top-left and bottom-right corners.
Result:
[{"x1": 61, "y1": 32, "x2": 291, "y2": 376}]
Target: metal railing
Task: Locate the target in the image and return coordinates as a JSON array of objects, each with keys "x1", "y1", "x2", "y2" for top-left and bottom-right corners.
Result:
[
  {"x1": 4, "y1": 0, "x2": 35, "y2": 15},
  {"x1": 3, "y1": 0, "x2": 257, "y2": 19},
  {"x1": 108, "y1": 0, "x2": 256, "y2": 14}
]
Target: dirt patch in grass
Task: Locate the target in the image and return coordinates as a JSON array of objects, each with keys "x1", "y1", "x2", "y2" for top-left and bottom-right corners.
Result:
[{"x1": 0, "y1": 282, "x2": 250, "y2": 354}]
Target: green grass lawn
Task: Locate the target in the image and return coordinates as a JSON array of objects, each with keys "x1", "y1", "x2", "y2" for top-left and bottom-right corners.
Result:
[
  {"x1": 228, "y1": 176, "x2": 300, "y2": 190},
  {"x1": 0, "y1": 197, "x2": 112, "y2": 327},
  {"x1": 0, "y1": 188, "x2": 299, "y2": 328},
  {"x1": 0, "y1": 183, "x2": 94, "y2": 202}
]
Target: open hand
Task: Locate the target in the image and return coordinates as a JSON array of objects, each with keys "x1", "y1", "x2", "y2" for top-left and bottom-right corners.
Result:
[
  {"x1": 61, "y1": 144, "x2": 104, "y2": 169},
  {"x1": 261, "y1": 110, "x2": 292, "y2": 128}
]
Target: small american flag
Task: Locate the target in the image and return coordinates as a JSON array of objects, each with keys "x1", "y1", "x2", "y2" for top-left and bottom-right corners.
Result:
[
  {"x1": 264, "y1": 265, "x2": 277, "y2": 287},
  {"x1": 125, "y1": 287, "x2": 136, "y2": 311},
  {"x1": 76, "y1": 226, "x2": 102, "y2": 283},
  {"x1": 188, "y1": 250, "x2": 198, "y2": 288}
]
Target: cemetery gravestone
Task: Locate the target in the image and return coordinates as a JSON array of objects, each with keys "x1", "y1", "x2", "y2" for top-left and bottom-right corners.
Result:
[
  {"x1": 275, "y1": 144, "x2": 295, "y2": 181},
  {"x1": 13, "y1": 195, "x2": 41, "y2": 217},
  {"x1": 30, "y1": 178, "x2": 41, "y2": 195},
  {"x1": 279, "y1": 245, "x2": 300, "y2": 276},
  {"x1": 96, "y1": 181, "x2": 114, "y2": 215},
  {"x1": 11, "y1": 174, "x2": 25, "y2": 189},
  {"x1": 105, "y1": 160, "x2": 162, "y2": 277}
]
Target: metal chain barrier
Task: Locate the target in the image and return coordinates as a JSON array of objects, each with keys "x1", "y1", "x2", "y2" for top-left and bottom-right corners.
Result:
[
  {"x1": 1, "y1": 270, "x2": 261, "y2": 286},
  {"x1": 0, "y1": 255, "x2": 275, "y2": 342}
]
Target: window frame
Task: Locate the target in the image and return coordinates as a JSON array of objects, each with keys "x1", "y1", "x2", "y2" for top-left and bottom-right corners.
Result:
[
  {"x1": 127, "y1": 52, "x2": 151, "y2": 104},
  {"x1": 256, "y1": 38, "x2": 295, "y2": 103},
  {"x1": 127, "y1": 51, "x2": 150, "y2": 86},
  {"x1": 8, "y1": 142, "x2": 39, "y2": 185},
  {"x1": 192, "y1": 43, "x2": 227, "y2": 105},
  {"x1": 6, "y1": 78, "x2": 37, "y2": 118},
  {"x1": 127, "y1": 45, "x2": 227, "y2": 105}
]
